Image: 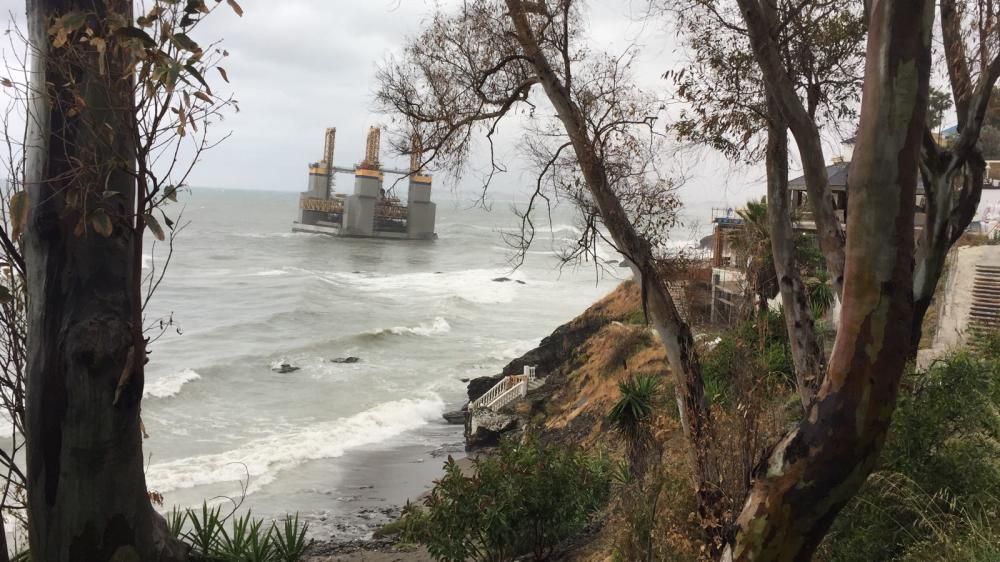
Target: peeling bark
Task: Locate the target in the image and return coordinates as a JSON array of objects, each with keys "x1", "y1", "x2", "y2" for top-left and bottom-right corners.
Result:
[
  {"x1": 764, "y1": 102, "x2": 823, "y2": 411},
  {"x1": 725, "y1": 0, "x2": 933, "y2": 558},
  {"x1": 23, "y1": 1, "x2": 186, "y2": 560}
]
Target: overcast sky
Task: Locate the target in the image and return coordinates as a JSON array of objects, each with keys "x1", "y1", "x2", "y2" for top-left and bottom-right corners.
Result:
[{"x1": 0, "y1": 0, "x2": 813, "y2": 211}]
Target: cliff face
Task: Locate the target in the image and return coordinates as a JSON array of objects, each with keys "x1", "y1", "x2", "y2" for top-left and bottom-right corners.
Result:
[{"x1": 465, "y1": 280, "x2": 676, "y2": 450}]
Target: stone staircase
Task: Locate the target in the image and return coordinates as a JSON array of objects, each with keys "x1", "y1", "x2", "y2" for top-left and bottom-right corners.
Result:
[
  {"x1": 468, "y1": 366, "x2": 541, "y2": 412},
  {"x1": 968, "y1": 263, "x2": 1000, "y2": 348}
]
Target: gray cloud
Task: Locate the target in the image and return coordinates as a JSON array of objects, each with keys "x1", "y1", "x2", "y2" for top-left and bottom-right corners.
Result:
[{"x1": 0, "y1": 0, "x2": 765, "y2": 212}]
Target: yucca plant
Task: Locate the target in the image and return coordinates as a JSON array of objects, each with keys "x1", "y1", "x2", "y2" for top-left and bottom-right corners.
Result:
[
  {"x1": 166, "y1": 506, "x2": 188, "y2": 540},
  {"x1": 185, "y1": 502, "x2": 225, "y2": 557},
  {"x1": 608, "y1": 374, "x2": 661, "y2": 477},
  {"x1": 217, "y1": 510, "x2": 254, "y2": 559},
  {"x1": 272, "y1": 514, "x2": 312, "y2": 562},
  {"x1": 240, "y1": 517, "x2": 275, "y2": 562}
]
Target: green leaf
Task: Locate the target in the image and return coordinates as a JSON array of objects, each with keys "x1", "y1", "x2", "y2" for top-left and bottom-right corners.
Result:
[
  {"x1": 184, "y1": 64, "x2": 212, "y2": 95},
  {"x1": 9, "y1": 191, "x2": 28, "y2": 239},
  {"x1": 116, "y1": 26, "x2": 156, "y2": 47},
  {"x1": 164, "y1": 185, "x2": 178, "y2": 202},
  {"x1": 90, "y1": 210, "x2": 113, "y2": 237},
  {"x1": 0, "y1": 285, "x2": 12, "y2": 305},
  {"x1": 145, "y1": 213, "x2": 165, "y2": 241}
]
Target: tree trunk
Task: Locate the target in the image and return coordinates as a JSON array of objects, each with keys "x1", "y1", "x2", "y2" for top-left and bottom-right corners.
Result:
[
  {"x1": 735, "y1": 0, "x2": 846, "y2": 297},
  {"x1": 504, "y1": 0, "x2": 723, "y2": 540},
  {"x1": 725, "y1": 1, "x2": 932, "y2": 559},
  {"x1": 23, "y1": 1, "x2": 185, "y2": 560},
  {"x1": 911, "y1": 155, "x2": 984, "y2": 353},
  {"x1": 765, "y1": 103, "x2": 823, "y2": 410}
]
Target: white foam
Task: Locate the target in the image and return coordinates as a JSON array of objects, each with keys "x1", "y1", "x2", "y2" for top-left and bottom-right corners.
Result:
[
  {"x1": 145, "y1": 369, "x2": 201, "y2": 399},
  {"x1": 370, "y1": 317, "x2": 451, "y2": 337},
  {"x1": 253, "y1": 269, "x2": 290, "y2": 277},
  {"x1": 141, "y1": 254, "x2": 153, "y2": 270},
  {"x1": 145, "y1": 395, "x2": 445, "y2": 495},
  {"x1": 320, "y1": 269, "x2": 524, "y2": 304},
  {"x1": 488, "y1": 339, "x2": 538, "y2": 361}
]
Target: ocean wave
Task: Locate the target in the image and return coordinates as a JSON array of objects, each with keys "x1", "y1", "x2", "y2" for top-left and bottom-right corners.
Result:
[
  {"x1": 320, "y1": 269, "x2": 525, "y2": 304},
  {"x1": 253, "y1": 269, "x2": 291, "y2": 277},
  {"x1": 142, "y1": 254, "x2": 153, "y2": 270},
  {"x1": 366, "y1": 317, "x2": 451, "y2": 338},
  {"x1": 145, "y1": 395, "x2": 445, "y2": 495},
  {"x1": 487, "y1": 339, "x2": 538, "y2": 362},
  {"x1": 145, "y1": 369, "x2": 201, "y2": 399}
]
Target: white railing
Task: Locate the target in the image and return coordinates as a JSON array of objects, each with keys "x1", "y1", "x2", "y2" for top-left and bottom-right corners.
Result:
[{"x1": 469, "y1": 366, "x2": 537, "y2": 411}]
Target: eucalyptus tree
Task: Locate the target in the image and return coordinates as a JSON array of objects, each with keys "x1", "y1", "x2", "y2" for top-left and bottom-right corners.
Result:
[
  {"x1": 376, "y1": 0, "x2": 725, "y2": 537},
  {"x1": 21, "y1": 0, "x2": 236, "y2": 558},
  {"x1": 723, "y1": 1, "x2": 935, "y2": 558},
  {"x1": 662, "y1": 0, "x2": 866, "y2": 408}
]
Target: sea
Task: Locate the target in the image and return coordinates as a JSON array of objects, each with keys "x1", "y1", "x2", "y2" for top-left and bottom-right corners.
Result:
[{"x1": 137, "y1": 188, "x2": 666, "y2": 534}]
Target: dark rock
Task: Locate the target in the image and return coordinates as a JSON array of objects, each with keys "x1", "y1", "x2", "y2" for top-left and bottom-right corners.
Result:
[
  {"x1": 492, "y1": 276, "x2": 512, "y2": 282},
  {"x1": 459, "y1": 377, "x2": 470, "y2": 383},
  {"x1": 499, "y1": 314, "x2": 610, "y2": 378},
  {"x1": 272, "y1": 363, "x2": 299, "y2": 374},
  {"x1": 465, "y1": 411, "x2": 518, "y2": 450},
  {"x1": 442, "y1": 409, "x2": 467, "y2": 425},
  {"x1": 515, "y1": 279, "x2": 526, "y2": 284},
  {"x1": 467, "y1": 375, "x2": 503, "y2": 402},
  {"x1": 331, "y1": 356, "x2": 361, "y2": 364}
]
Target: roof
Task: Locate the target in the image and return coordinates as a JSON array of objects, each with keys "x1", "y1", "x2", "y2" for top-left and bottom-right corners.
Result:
[
  {"x1": 939, "y1": 124, "x2": 958, "y2": 138},
  {"x1": 789, "y1": 162, "x2": 850, "y2": 192},
  {"x1": 788, "y1": 160, "x2": 925, "y2": 196}
]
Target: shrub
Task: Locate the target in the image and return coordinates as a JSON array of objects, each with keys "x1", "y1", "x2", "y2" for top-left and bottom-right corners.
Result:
[
  {"x1": 821, "y1": 339, "x2": 1000, "y2": 561},
  {"x1": 700, "y1": 310, "x2": 794, "y2": 405},
  {"x1": 403, "y1": 436, "x2": 610, "y2": 562}
]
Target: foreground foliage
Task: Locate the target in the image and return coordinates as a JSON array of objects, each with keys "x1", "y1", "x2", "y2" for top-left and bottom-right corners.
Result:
[
  {"x1": 395, "y1": 436, "x2": 610, "y2": 562},
  {"x1": 171, "y1": 504, "x2": 312, "y2": 562},
  {"x1": 821, "y1": 332, "x2": 1000, "y2": 561}
]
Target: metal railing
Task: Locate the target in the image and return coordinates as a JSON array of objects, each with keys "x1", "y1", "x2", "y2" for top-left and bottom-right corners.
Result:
[{"x1": 300, "y1": 197, "x2": 344, "y2": 213}]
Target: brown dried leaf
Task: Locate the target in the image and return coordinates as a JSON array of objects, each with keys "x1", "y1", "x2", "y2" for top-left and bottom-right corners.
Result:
[
  {"x1": 227, "y1": 0, "x2": 244, "y2": 17},
  {"x1": 9, "y1": 191, "x2": 27, "y2": 239}
]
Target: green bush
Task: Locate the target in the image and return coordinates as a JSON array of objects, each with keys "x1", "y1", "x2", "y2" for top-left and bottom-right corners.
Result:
[
  {"x1": 399, "y1": 436, "x2": 610, "y2": 562},
  {"x1": 822, "y1": 338, "x2": 1000, "y2": 561},
  {"x1": 700, "y1": 310, "x2": 794, "y2": 404}
]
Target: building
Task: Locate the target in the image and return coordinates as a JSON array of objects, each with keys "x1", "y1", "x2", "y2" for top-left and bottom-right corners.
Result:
[
  {"x1": 787, "y1": 158, "x2": 927, "y2": 229},
  {"x1": 291, "y1": 127, "x2": 437, "y2": 240}
]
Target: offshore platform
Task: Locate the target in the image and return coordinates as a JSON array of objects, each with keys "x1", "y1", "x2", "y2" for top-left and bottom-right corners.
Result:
[{"x1": 291, "y1": 127, "x2": 437, "y2": 239}]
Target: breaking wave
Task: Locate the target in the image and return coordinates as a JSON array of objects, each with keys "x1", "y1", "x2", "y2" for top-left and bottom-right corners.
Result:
[
  {"x1": 145, "y1": 395, "x2": 445, "y2": 495},
  {"x1": 145, "y1": 369, "x2": 201, "y2": 399},
  {"x1": 365, "y1": 317, "x2": 451, "y2": 338}
]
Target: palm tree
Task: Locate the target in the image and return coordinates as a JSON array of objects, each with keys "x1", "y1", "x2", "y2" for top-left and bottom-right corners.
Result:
[{"x1": 730, "y1": 197, "x2": 778, "y2": 317}]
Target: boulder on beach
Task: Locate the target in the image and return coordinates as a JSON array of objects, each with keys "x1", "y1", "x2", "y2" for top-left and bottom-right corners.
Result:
[
  {"x1": 442, "y1": 409, "x2": 466, "y2": 425},
  {"x1": 331, "y1": 356, "x2": 361, "y2": 364},
  {"x1": 466, "y1": 410, "x2": 518, "y2": 450},
  {"x1": 272, "y1": 363, "x2": 300, "y2": 374}
]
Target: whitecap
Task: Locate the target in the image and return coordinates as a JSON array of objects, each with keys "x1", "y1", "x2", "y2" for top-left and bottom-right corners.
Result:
[
  {"x1": 253, "y1": 269, "x2": 290, "y2": 277},
  {"x1": 145, "y1": 395, "x2": 445, "y2": 495},
  {"x1": 145, "y1": 369, "x2": 201, "y2": 399},
  {"x1": 320, "y1": 269, "x2": 525, "y2": 304},
  {"x1": 367, "y1": 317, "x2": 451, "y2": 338}
]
